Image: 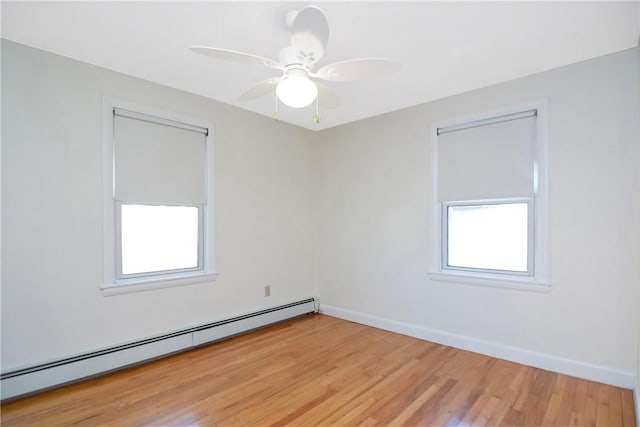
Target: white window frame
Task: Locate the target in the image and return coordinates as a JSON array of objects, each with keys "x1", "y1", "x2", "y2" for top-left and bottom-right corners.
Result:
[
  {"x1": 428, "y1": 101, "x2": 551, "y2": 292},
  {"x1": 102, "y1": 98, "x2": 217, "y2": 296}
]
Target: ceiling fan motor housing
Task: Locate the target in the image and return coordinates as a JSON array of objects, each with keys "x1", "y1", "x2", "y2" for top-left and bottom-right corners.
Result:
[{"x1": 278, "y1": 46, "x2": 314, "y2": 68}]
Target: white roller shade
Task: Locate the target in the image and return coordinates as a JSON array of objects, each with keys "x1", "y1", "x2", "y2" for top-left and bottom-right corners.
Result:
[
  {"x1": 437, "y1": 114, "x2": 536, "y2": 201},
  {"x1": 114, "y1": 113, "x2": 207, "y2": 204}
]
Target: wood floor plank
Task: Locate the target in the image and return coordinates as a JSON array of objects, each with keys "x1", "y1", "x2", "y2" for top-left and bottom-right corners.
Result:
[
  {"x1": 622, "y1": 386, "x2": 637, "y2": 427},
  {"x1": 609, "y1": 385, "x2": 625, "y2": 427},
  {"x1": 540, "y1": 372, "x2": 568, "y2": 425},
  {"x1": 582, "y1": 380, "x2": 601, "y2": 427},
  {"x1": 596, "y1": 383, "x2": 612, "y2": 426},
  {"x1": 1, "y1": 314, "x2": 635, "y2": 427},
  {"x1": 522, "y1": 369, "x2": 558, "y2": 426}
]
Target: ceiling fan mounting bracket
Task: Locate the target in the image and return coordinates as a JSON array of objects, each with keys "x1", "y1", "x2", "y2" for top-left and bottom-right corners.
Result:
[{"x1": 284, "y1": 9, "x2": 300, "y2": 29}]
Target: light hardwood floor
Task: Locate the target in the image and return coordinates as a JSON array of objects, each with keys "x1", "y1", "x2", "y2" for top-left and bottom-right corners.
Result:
[{"x1": 1, "y1": 314, "x2": 635, "y2": 426}]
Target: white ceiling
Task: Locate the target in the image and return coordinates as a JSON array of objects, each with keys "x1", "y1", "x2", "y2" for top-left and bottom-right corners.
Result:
[{"x1": 2, "y1": 1, "x2": 638, "y2": 131}]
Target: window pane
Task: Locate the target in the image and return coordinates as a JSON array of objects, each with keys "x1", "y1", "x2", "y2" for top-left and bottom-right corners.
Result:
[
  {"x1": 121, "y1": 204, "x2": 199, "y2": 275},
  {"x1": 447, "y1": 203, "x2": 528, "y2": 272}
]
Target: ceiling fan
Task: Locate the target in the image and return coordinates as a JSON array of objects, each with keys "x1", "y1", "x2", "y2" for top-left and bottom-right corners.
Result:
[{"x1": 190, "y1": 6, "x2": 400, "y2": 122}]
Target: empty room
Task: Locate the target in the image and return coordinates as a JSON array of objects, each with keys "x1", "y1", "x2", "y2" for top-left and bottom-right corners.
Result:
[{"x1": 1, "y1": 1, "x2": 639, "y2": 425}]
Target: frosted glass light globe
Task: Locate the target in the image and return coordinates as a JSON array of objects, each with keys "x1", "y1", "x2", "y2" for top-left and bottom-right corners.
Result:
[{"x1": 276, "y1": 69, "x2": 318, "y2": 108}]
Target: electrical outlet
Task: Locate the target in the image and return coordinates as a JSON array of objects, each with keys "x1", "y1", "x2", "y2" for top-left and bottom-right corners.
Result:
[{"x1": 264, "y1": 285, "x2": 271, "y2": 297}]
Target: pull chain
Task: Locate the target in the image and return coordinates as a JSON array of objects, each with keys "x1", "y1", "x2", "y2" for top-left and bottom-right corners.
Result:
[
  {"x1": 313, "y1": 96, "x2": 320, "y2": 124},
  {"x1": 274, "y1": 93, "x2": 320, "y2": 124}
]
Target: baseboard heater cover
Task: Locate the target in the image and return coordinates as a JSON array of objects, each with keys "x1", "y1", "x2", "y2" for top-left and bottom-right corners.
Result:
[{"x1": 1, "y1": 298, "x2": 317, "y2": 401}]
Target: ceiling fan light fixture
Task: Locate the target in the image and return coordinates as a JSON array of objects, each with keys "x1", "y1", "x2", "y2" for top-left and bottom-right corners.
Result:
[
  {"x1": 276, "y1": 68, "x2": 318, "y2": 108},
  {"x1": 191, "y1": 5, "x2": 400, "y2": 121}
]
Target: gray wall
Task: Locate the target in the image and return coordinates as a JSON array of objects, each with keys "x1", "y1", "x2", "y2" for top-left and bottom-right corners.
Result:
[
  {"x1": 1, "y1": 40, "x2": 317, "y2": 370},
  {"x1": 314, "y1": 48, "x2": 640, "y2": 381}
]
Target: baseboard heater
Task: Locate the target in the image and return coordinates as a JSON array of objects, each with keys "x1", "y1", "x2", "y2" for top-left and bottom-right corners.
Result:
[{"x1": 1, "y1": 297, "x2": 317, "y2": 401}]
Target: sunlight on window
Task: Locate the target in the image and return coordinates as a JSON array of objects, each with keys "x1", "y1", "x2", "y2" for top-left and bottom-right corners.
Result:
[
  {"x1": 447, "y1": 203, "x2": 528, "y2": 272},
  {"x1": 121, "y1": 204, "x2": 199, "y2": 275}
]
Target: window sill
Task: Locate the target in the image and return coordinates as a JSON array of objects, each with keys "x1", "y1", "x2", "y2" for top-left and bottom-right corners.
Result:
[
  {"x1": 428, "y1": 271, "x2": 551, "y2": 293},
  {"x1": 101, "y1": 271, "x2": 218, "y2": 296}
]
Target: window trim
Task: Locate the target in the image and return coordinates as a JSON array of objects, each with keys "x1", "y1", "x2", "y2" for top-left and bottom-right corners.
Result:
[
  {"x1": 102, "y1": 97, "x2": 217, "y2": 296},
  {"x1": 428, "y1": 100, "x2": 551, "y2": 291}
]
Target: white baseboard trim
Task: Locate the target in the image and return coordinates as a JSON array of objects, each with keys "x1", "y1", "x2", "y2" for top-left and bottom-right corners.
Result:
[
  {"x1": 320, "y1": 304, "x2": 635, "y2": 389},
  {"x1": 1, "y1": 298, "x2": 317, "y2": 401}
]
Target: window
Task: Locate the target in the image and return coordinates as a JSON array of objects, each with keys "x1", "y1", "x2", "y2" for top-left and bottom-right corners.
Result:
[
  {"x1": 430, "y1": 103, "x2": 549, "y2": 290},
  {"x1": 102, "y1": 100, "x2": 216, "y2": 295},
  {"x1": 118, "y1": 204, "x2": 201, "y2": 277},
  {"x1": 444, "y1": 200, "x2": 531, "y2": 274}
]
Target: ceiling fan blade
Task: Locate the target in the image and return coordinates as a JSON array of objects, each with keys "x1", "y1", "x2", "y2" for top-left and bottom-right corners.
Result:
[
  {"x1": 238, "y1": 78, "x2": 281, "y2": 102},
  {"x1": 290, "y1": 6, "x2": 329, "y2": 65},
  {"x1": 315, "y1": 82, "x2": 340, "y2": 108},
  {"x1": 190, "y1": 46, "x2": 284, "y2": 70},
  {"x1": 314, "y1": 58, "x2": 401, "y2": 82}
]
